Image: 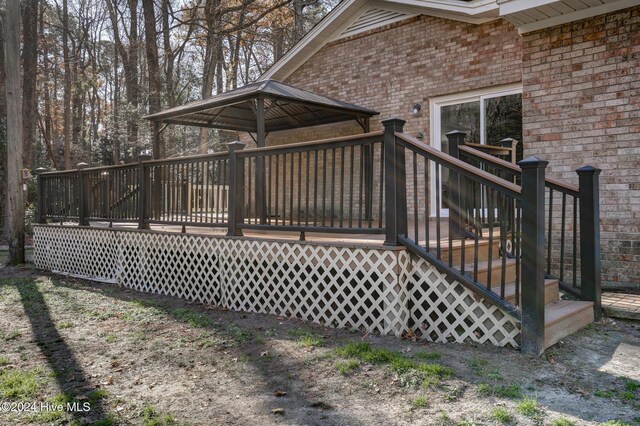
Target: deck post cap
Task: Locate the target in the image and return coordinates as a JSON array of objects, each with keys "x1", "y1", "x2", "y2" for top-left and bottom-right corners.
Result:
[
  {"x1": 445, "y1": 130, "x2": 467, "y2": 136},
  {"x1": 576, "y1": 165, "x2": 601, "y2": 175},
  {"x1": 77, "y1": 162, "x2": 89, "y2": 169},
  {"x1": 226, "y1": 141, "x2": 246, "y2": 151},
  {"x1": 500, "y1": 138, "x2": 518, "y2": 147},
  {"x1": 381, "y1": 118, "x2": 406, "y2": 127},
  {"x1": 518, "y1": 156, "x2": 548, "y2": 168},
  {"x1": 138, "y1": 153, "x2": 152, "y2": 162}
]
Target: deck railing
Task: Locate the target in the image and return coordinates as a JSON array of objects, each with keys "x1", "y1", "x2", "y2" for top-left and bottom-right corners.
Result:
[
  {"x1": 37, "y1": 119, "x2": 600, "y2": 354},
  {"x1": 456, "y1": 142, "x2": 601, "y2": 321},
  {"x1": 234, "y1": 132, "x2": 385, "y2": 237}
]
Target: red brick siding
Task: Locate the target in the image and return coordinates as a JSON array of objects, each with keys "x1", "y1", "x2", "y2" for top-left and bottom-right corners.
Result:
[
  {"x1": 522, "y1": 6, "x2": 640, "y2": 289},
  {"x1": 244, "y1": 16, "x2": 522, "y2": 224},
  {"x1": 273, "y1": 15, "x2": 521, "y2": 144}
]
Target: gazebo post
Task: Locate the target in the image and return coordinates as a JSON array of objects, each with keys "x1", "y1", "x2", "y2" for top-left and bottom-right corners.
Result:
[
  {"x1": 363, "y1": 117, "x2": 373, "y2": 221},
  {"x1": 152, "y1": 121, "x2": 161, "y2": 159},
  {"x1": 255, "y1": 97, "x2": 267, "y2": 224}
]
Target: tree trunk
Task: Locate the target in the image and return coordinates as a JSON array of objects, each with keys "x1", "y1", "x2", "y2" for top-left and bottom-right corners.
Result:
[
  {"x1": 142, "y1": 0, "x2": 163, "y2": 159},
  {"x1": 0, "y1": 10, "x2": 6, "y2": 240},
  {"x1": 5, "y1": 0, "x2": 25, "y2": 264},
  {"x1": 21, "y1": 0, "x2": 38, "y2": 170},
  {"x1": 62, "y1": 0, "x2": 72, "y2": 169}
]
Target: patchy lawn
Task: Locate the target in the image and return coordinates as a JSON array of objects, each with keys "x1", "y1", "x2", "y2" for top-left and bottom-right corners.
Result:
[{"x1": 0, "y1": 260, "x2": 639, "y2": 425}]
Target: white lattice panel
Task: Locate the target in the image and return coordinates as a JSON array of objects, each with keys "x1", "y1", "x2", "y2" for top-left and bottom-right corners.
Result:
[
  {"x1": 33, "y1": 226, "x2": 520, "y2": 348},
  {"x1": 117, "y1": 232, "x2": 221, "y2": 304},
  {"x1": 408, "y1": 257, "x2": 521, "y2": 348},
  {"x1": 218, "y1": 239, "x2": 409, "y2": 335},
  {"x1": 33, "y1": 226, "x2": 119, "y2": 282}
]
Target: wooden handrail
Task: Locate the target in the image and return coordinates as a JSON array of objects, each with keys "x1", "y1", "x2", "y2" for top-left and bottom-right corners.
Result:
[
  {"x1": 238, "y1": 131, "x2": 384, "y2": 157},
  {"x1": 459, "y1": 144, "x2": 579, "y2": 197},
  {"x1": 394, "y1": 132, "x2": 521, "y2": 198}
]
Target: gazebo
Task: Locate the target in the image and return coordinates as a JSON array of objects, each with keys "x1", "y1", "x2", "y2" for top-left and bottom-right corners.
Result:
[{"x1": 144, "y1": 79, "x2": 379, "y2": 224}]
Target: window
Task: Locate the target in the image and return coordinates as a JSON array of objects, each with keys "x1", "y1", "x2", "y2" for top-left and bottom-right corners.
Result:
[{"x1": 430, "y1": 85, "x2": 523, "y2": 216}]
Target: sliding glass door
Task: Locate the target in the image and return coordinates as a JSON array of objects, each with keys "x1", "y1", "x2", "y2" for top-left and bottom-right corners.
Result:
[{"x1": 431, "y1": 86, "x2": 522, "y2": 216}]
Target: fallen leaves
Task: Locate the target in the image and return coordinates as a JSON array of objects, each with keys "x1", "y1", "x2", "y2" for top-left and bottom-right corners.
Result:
[
  {"x1": 274, "y1": 390, "x2": 287, "y2": 397},
  {"x1": 271, "y1": 408, "x2": 285, "y2": 415}
]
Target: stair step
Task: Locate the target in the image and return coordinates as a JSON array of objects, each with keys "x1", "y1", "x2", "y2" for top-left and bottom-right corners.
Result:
[
  {"x1": 461, "y1": 258, "x2": 517, "y2": 287},
  {"x1": 496, "y1": 279, "x2": 559, "y2": 305},
  {"x1": 431, "y1": 238, "x2": 501, "y2": 266},
  {"x1": 544, "y1": 300, "x2": 594, "y2": 349}
]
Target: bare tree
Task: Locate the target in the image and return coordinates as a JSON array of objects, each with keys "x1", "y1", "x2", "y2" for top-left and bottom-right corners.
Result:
[
  {"x1": 5, "y1": 0, "x2": 25, "y2": 264},
  {"x1": 22, "y1": 0, "x2": 38, "y2": 169}
]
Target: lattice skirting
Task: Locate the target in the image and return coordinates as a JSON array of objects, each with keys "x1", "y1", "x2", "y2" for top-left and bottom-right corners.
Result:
[{"x1": 33, "y1": 225, "x2": 520, "y2": 347}]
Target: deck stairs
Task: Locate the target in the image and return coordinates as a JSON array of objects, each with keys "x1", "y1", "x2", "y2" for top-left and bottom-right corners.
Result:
[{"x1": 429, "y1": 236, "x2": 594, "y2": 349}]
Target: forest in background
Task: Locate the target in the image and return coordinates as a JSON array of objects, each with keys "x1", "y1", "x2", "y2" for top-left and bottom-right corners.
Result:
[{"x1": 0, "y1": 0, "x2": 338, "y2": 238}]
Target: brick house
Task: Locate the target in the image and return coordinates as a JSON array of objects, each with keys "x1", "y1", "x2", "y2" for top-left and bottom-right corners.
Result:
[{"x1": 255, "y1": 0, "x2": 640, "y2": 291}]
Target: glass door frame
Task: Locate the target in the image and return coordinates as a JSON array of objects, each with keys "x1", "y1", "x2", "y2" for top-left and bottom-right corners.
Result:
[{"x1": 429, "y1": 83, "x2": 522, "y2": 217}]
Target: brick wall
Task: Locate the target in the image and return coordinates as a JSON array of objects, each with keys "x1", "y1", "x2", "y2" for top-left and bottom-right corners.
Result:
[
  {"x1": 269, "y1": 15, "x2": 522, "y2": 145},
  {"x1": 245, "y1": 15, "x2": 522, "y2": 225},
  {"x1": 522, "y1": 6, "x2": 640, "y2": 289}
]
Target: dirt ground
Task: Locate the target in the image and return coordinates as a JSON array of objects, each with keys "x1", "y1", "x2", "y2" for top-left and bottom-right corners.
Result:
[{"x1": 0, "y1": 255, "x2": 639, "y2": 426}]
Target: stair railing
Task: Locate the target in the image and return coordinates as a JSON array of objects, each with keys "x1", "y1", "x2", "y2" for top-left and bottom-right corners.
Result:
[
  {"x1": 383, "y1": 118, "x2": 551, "y2": 354},
  {"x1": 457, "y1": 143, "x2": 601, "y2": 321}
]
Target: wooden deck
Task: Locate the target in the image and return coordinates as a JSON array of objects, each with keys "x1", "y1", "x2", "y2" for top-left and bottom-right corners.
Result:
[{"x1": 74, "y1": 218, "x2": 451, "y2": 248}]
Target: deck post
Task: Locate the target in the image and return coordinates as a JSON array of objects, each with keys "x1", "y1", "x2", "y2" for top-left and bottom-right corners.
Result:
[
  {"x1": 137, "y1": 154, "x2": 152, "y2": 230},
  {"x1": 77, "y1": 163, "x2": 89, "y2": 226},
  {"x1": 363, "y1": 117, "x2": 373, "y2": 221},
  {"x1": 519, "y1": 157, "x2": 548, "y2": 355},
  {"x1": 227, "y1": 141, "x2": 246, "y2": 237},
  {"x1": 500, "y1": 138, "x2": 519, "y2": 165},
  {"x1": 255, "y1": 98, "x2": 267, "y2": 224},
  {"x1": 445, "y1": 131, "x2": 466, "y2": 241},
  {"x1": 576, "y1": 165, "x2": 602, "y2": 321},
  {"x1": 36, "y1": 172, "x2": 46, "y2": 224},
  {"x1": 383, "y1": 118, "x2": 406, "y2": 246}
]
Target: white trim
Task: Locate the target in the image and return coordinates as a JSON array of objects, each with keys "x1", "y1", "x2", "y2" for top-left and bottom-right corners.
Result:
[
  {"x1": 497, "y1": 0, "x2": 561, "y2": 16},
  {"x1": 332, "y1": 7, "x2": 416, "y2": 41},
  {"x1": 515, "y1": 0, "x2": 638, "y2": 33},
  {"x1": 429, "y1": 83, "x2": 522, "y2": 217}
]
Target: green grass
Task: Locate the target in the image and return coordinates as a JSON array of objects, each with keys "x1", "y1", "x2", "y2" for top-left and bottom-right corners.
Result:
[
  {"x1": 477, "y1": 383, "x2": 522, "y2": 399},
  {"x1": 411, "y1": 395, "x2": 428, "y2": 409},
  {"x1": 33, "y1": 393, "x2": 74, "y2": 422},
  {"x1": 106, "y1": 334, "x2": 117, "y2": 343},
  {"x1": 594, "y1": 389, "x2": 616, "y2": 398},
  {"x1": 0, "y1": 356, "x2": 9, "y2": 366},
  {"x1": 285, "y1": 327, "x2": 324, "y2": 348},
  {"x1": 334, "y1": 342, "x2": 452, "y2": 385},
  {"x1": 550, "y1": 417, "x2": 576, "y2": 426},
  {"x1": 470, "y1": 358, "x2": 488, "y2": 369},
  {"x1": 516, "y1": 397, "x2": 540, "y2": 417},
  {"x1": 0, "y1": 368, "x2": 40, "y2": 399},
  {"x1": 170, "y1": 308, "x2": 213, "y2": 328},
  {"x1": 414, "y1": 351, "x2": 441, "y2": 361},
  {"x1": 336, "y1": 359, "x2": 360, "y2": 374},
  {"x1": 620, "y1": 391, "x2": 635, "y2": 401},
  {"x1": 625, "y1": 380, "x2": 640, "y2": 392},
  {"x1": 490, "y1": 407, "x2": 512, "y2": 424},
  {"x1": 58, "y1": 321, "x2": 74, "y2": 329},
  {"x1": 600, "y1": 421, "x2": 631, "y2": 426},
  {"x1": 141, "y1": 404, "x2": 177, "y2": 426}
]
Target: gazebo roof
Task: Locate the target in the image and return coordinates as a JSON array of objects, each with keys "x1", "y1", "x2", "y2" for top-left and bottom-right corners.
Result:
[{"x1": 144, "y1": 80, "x2": 378, "y2": 133}]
